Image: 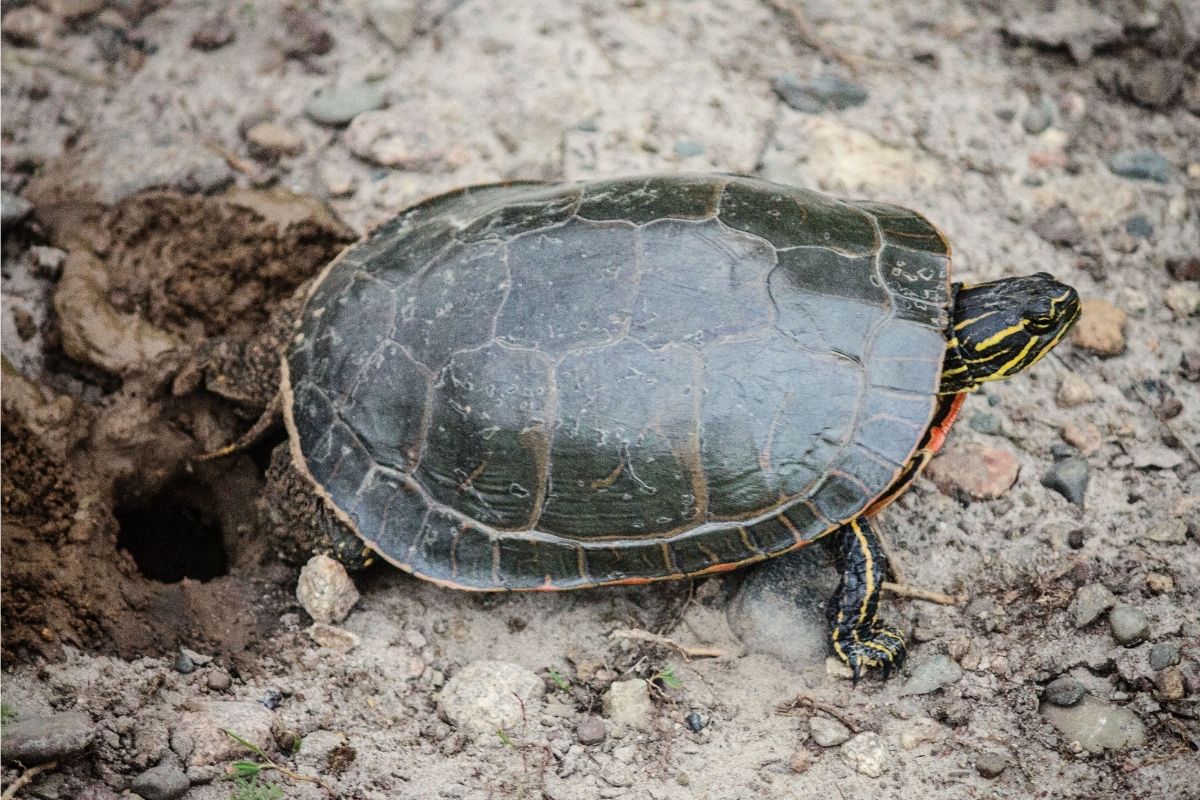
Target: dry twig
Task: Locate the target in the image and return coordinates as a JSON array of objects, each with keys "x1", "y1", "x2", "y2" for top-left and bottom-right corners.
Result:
[
  {"x1": 882, "y1": 581, "x2": 962, "y2": 606},
  {"x1": 609, "y1": 628, "x2": 727, "y2": 659},
  {"x1": 2, "y1": 762, "x2": 58, "y2": 800},
  {"x1": 777, "y1": 693, "x2": 862, "y2": 732}
]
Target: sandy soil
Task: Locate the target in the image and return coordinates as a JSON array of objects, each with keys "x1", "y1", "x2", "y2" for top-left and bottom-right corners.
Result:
[{"x1": 2, "y1": 1, "x2": 1198, "y2": 798}]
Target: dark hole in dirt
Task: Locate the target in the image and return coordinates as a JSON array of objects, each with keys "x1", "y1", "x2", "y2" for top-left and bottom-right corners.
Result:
[{"x1": 115, "y1": 478, "x2": 229, "y2": 582}]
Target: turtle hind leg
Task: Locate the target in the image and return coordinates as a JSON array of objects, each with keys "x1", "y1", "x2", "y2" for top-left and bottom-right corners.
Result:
[{"x1": 827, "y1": 517, "x2": 907, "y2": 684}]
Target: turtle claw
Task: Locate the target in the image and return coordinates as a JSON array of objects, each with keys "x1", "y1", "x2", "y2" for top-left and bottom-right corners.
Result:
[{"x1": 836, "y1": 622, "x2": 908, "y2": 685}]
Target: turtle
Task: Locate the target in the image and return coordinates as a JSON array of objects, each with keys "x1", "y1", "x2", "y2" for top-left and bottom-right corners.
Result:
[{"x1": 235, "y1": 174, "x2": 1081, "y2": 681}]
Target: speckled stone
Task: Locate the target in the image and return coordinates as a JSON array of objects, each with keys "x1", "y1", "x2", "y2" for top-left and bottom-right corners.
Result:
[
  {"x1": 1070, "y1": 297, "x2": 1126, "y2": 356},
  {"x1": 1108, "y1": 605, "x2": 1149, "y2": 646},
  {"x1": 1044, "y1": 676, "x2": 1084, "y2": 707}
]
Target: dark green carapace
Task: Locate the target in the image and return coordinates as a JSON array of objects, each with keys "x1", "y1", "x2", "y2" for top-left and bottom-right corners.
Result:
[{"x1": 282, "y1": 174, "x2": 1080, "y2": 680}]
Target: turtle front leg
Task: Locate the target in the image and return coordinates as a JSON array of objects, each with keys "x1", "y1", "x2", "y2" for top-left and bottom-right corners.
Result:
[{"x1": 827, "y1": 517, "x2": 906, "y2": 683}]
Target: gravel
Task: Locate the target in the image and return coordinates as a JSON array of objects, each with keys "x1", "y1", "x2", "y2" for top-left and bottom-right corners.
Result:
[
  {"x1": 1042, "y1": 455, "x2": 1090, "y2": 506},
  {"x1": 1070, "y1": 297, "x2": 1127, "y2": 356},
  {"x1": 841, "y1": 732, "x2": 888, "y2": 777},
  {"x1": 1107, "y1": 149, "x2": 1172, "y2": 183},
  {"x1": 603, "y1": 679, "x2": 653, "y2": 729},
  {"x1": 1108, "y1": 605, "x2": 1150, "y2": 646},
  {"x1": 1149, "y1": 642, "x2": 1181, "y2": 671},
  {"x1": 576, "y1": 716, "x2": 606, "y2": 745},
  {"x1": 1044, "y1": 677, "x2": 1085, "y2": 707},
  {"x1": 975, "y1": 752, "x2": 1009, "y2": 778},
  {"x1": 1071, "y1": 583, "x2": 1116, "y2": 628},
  {"x1": 924, "y1": 443, "x2": 1020, "y2": 500},
  {"x1": 1056, "y1": 373, "x2": 1094, "y2": 407},
  {"x1": 305, "y1": 82, "x2": 386, "y2": 126}
]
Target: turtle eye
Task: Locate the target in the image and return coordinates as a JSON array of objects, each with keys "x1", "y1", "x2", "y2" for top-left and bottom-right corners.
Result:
[{"x1": 1026, "y1": 316, "x2": 1056, "y2": 334}]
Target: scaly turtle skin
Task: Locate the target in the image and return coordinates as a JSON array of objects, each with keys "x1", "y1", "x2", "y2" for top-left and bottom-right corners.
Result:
[{"x1": 278, "y1": 174, "x2": 1080, "y2": 680}]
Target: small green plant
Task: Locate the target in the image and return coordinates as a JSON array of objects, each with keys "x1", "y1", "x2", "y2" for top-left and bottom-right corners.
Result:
[
  {"x1": 496, "y1": 728, "x2": 515, "y2": 747},
  {"x1": 222, "y1": 729, "x2": 333, "y2": 795},
  {"x1": 654, "y1": 665, "x2": 684, "y2": 690},
  {"x1": 230, "y1": 776, "x2": 284, "y2": 800},
  {"x1": 547, "y1": 668, "x2": 571, "y2": 692},
  {"x1": 1, "y1": 702, "x2": 16, "y2": 726}
]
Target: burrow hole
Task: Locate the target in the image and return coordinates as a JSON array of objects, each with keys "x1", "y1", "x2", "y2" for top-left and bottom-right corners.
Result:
[{"x1": 116, "y1": 476, "x2": 229, "y2": 582}]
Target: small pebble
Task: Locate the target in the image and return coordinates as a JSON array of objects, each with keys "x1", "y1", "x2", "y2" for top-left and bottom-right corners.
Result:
[
  {"x1": 809, "y1": 716, "x2": 851, "y2": 747},
  {"x1": 1132, "y1": 447, "x2": 1184, "y2": 470},
  {"x1": 685, "y1": 711, "x2": 705, "y2": 732},
  {"x1": 968, "y1": 412, "x2": 1004, "y2": 435},
  {"x1": 131, "y1": 764, "x2": 190, "y2": 800},
  {"x1": 190, "y1": 12, "x2": 234, "y2": 51},
  {"x1": 1108, "y1": 149, "x2": 1172, "y2": 183},
  {"x1": 1042, "y1": 456, "x2": 1089, "y2": 506},
  {"x1": 319, "y1": 162, "x2": 356, "y2": 197},
  {"x1": 1061, "y1": 421, "x2": 1102, "y2": 455},
  {"x1": 1164, "y1": 282, "x2": 1200, "y2": 317},
  {"x1": 770, "y1": 73, "x2": 868, "y2": 112},
  {"x1": 788, "y1": 749, "x2": 811, "y2": 773},
  {"x1": 1123, "y1": 215, "x2": 1153, "y2": 238},
  {"x1": 925, "y1": 443, "x2": 1019, "y2": 500},
  {"x1": 1, "y1": 7, "x2": 59, "y2": 48},
  {"x1": 898, "y1": 655, "x2": 963, "y2": 696},
  {"x1": 1067, "y1": 528, "x2": 1088, "y2": 549},
  {"x1": 245, "y1": 122, "x2": 304, "y2": 159},
  {"x1": 1118, "y1": 59, "x2": 1185, "y2": 110},
  {"x1": 1032, "y1": 204, "x2": 1085, "y2": 247},
  {"x1": 603, "y1": 679, "x2": 653, "y2": 729},
  {"x1": 206, "y1": 671, "x2": 232, "y2": 692},
  {"x1": 305, "y1": 82, "x2": 386, "y2": 126},
  {"x1": 1180, "y1": 351, "x2": 1200, "y2": 382},
  {"x1": 174, "y1": 650, "x2": 195, "y2": 675},
  {"x1": 672, "y1": 140, "x2": 704, "y2": 158},
  {"x1": 1144, "y1": 520, "x2": 1187, "y2": 544},
  {"x1": 296, "y1": 554, "x2": 360, "y2": 624},
  {"x1": 1108, "y1": 605, "x2": 1149, "y2": 646},
  {"x1": 1056, "y1": 373, "x2": 1094, "y2": 407},
  {"x1": 898, "y1": 717, "x2": 946, "y2": 750},
  {"x1": 1070, "y1": 297, "x2": 1127, "y2": 356},
  {"x1": 1146, "y1": 573, "x2": 1174, "y2": 595},
  {"x1": 1022, "y1": 96, "x2": 1055, "y2": 134},
  {"x1": 1, "y1": 190, "x2": 33, "y2": 225},
  {"x1": 1156, "y1": 667, "x2": 1185, "y2": 700},
  {"x1": 841, "y1": 732, "x2": 887, "y2": 778},
  {"x1": 1044, "y1": 676, "x2": 1085, "y2": 707},
  {"x1": 1149, "y1": 642, "x2": 1181, "y2": 671},
  {"x1": 1041, "y1": 696, "x2": 1145, "y2": 753},
  {"x1": 260, "y1": 688, "x2": 284, "y2": 710},
  {"x1": 1071, "y1": 583, "x2": 1115, "y2": 628},
  {"x1": 308, "y1": 623, "x2": 361, "y2": 652},
  {"x1": 576, "y1": 716, "x2": 606, "y2": 745},
  {"x1": 975, "y1": 752, "x2": 1009, "y2": 778},
  {"x1": 1166, "y1": 256, "x2": 1200, "y2": 282}
]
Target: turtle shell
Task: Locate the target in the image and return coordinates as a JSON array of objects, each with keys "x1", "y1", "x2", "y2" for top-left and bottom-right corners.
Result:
[{"x1": 283, "y1": 174, "x2": 952, "y2": 590}]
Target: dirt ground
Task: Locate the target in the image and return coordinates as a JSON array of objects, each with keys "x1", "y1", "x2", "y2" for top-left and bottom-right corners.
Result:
[{"x1": 2, "y1": 1, "x2": 1198, "y2": 798}]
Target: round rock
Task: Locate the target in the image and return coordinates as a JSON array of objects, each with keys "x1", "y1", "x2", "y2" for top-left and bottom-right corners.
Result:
[
  {"x1": 1070, "y1": 583, "x2": 1115, "y2": 628},
  {"x1": 1149, "y1": 642, "x2": 1181, "y2": 671},
  {"x1": 1107, "y1": 149, "x2": 1172, "y2": 183},
  {"x1": 1108, "y1": 605, "x2": 1149, "y2": 646},
  {"x1": 0, "y1": 712, "x2": 95, "y2": 764},
  {"x1": 727, "y1": 545, "x2": 837, "y2": 670},
  {"x1": 1061, "y1": 421, "x2": 1102, "y2": 455},
  {"x1": 438, "y1": 661, "x2": 544, "y2": 741},
  {"x1": 304, "y1": 82, "x2": 385, "y2": 126},
  {"x1": 131, "y1": 764, "x2": 190, "y2": 800},
  {"x1": 1070, "y1": 297, "x2": 1127, "y2": 356},
  {"x1": 898, "y1": 654, "x2": 964, "y2": 696},
  {"x1": 1041, "y1": 695, "x2": 1145, "y2": 753},
  {"x1": 296, "y1": 554, "x2": 360, "y2": 624},
  {"x1": 1165, "y1": 282, "x2": 1200, "y2": 317},
  {"x1": 975, "y1": 752, "x2": 1009, "y2": 778},
  {"x1": 1055, "y1": 373, "x2": 1094, "y2": 407},
  {"x1": 576, "y1": 716, "x2": 606, "y2": 745}
]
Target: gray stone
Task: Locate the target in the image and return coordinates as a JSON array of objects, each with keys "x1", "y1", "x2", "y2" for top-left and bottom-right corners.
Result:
[
  {"x1": 1071, "y1": 583, "x2": 1115, "y2": 628},
  {"x1": 1044, "y1": 676, "x2": 1084, "y2": 707},
  {"x1": 171, "y1": 701, "x2": 275, "y2": 767},
  {"x1": 673, "y1": 140, "x2": 705, "y2": 158},
  {"x1": 1124, "y1": 215, "x2": 1153, "y2": 239},
  {"x1": 576, "y1": 716, "x2": 606, "y2": 745},
  {"x1": 898, "y1": 655, "x2": 963, "y2": 696},
  {"x1": 205, "y1": 671, "x2": 232, "y2": 692},
  {"x1": 603, "y1": 679, "x2": 653, "y2": 729},
  {"x1": 1032, "y1": 204, "x2": 1085, "y2": 247},
  {"x1": 1149, "y1": 642, "x2": 1181, "y2": 671},
  {"x1": 1042, "y1": 456, "x2": 1089, "y2": 506},
  {"x1": 366, "y1": 0, "x2": 421, "y2": 50},
  {"x1": 304, "y1": 82, "x2": 386, "y2": 126},
  {"x1": 1108, "y1": 150, "x2": 1172, "y2": 183},
  {"x1": 1041, "y1": 695, "x2": 1145, "y2": 753},
  {"x1": 439, "y1": 661, "x2": 544, "y2": 741},
  {"x1": 1164, "y1": 283, "x2": 1200, "y2": 319},
  {"x1": 841, "y1": 731, "x2": 887, "y2": 777},
  {"x1": 1, "y1": 190, "x2": 33, "y2": 225},
  {"x1": 296, "y1": 554, "x2": 360, "y2": 624},
  {"x1": 809, "y1": 716, "x2": 851, "y2": 747},
  {"x1": 727, "y1": 546, "x2": 837, "y2": 670},
  {"x1": 1022, "y1": 96, "x2": 1055, "y2": 134},
  {"x1": 1003, "y1": 4, "x2": 1123, "y2": 62},
  {"x1": 130, "y1": 764, "x2": 190, "y2": 800},
  {"x1": 975, "y1": 752, "x2": 1008, "y2": 778},
  {"x1": 0, "y1": 712, "x2": 95, "y2": 764},
  {"x1": 1109, "y1": 605, "x2": 1149, "y2": 646},
  {"x1": 771, "y1": 73, "x2": 868, "y2": 113}
]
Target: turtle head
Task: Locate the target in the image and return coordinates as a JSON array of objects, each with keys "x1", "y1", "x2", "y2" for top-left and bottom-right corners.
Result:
[{"x1": 940, "y1": 272, "x2": 1080, "y2": 394}]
